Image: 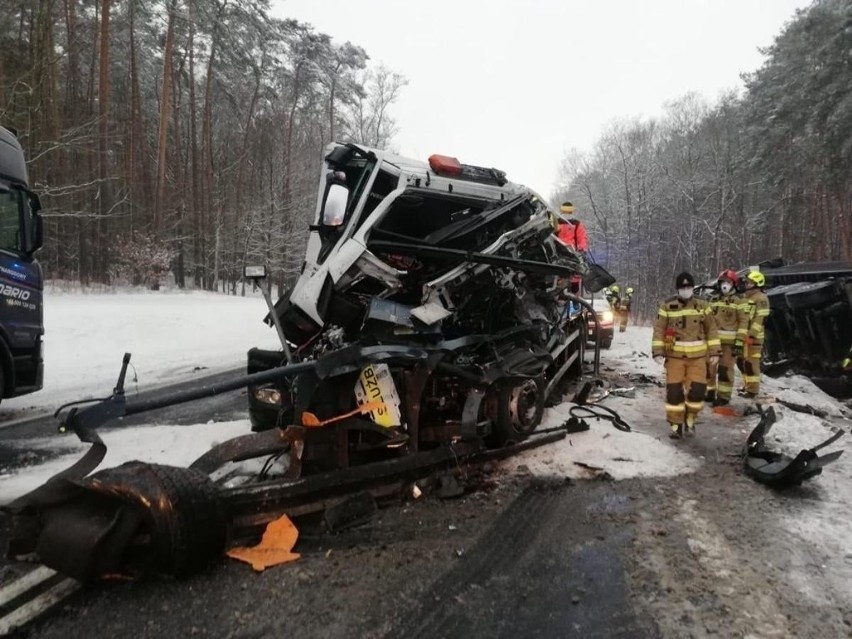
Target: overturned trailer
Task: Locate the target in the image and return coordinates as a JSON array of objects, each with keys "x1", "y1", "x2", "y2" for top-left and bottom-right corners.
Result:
[
  {"x1": 3, "y1": 144, "x2": 611, "y2": 582},
  {"x1": 758, "y1": 261, "x2": 852, "y2": 391}
]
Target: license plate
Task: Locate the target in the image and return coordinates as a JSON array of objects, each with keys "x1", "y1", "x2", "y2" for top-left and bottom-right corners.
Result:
[{"x1": 354, "y1": 363, "x2": 402, "y2": 428}]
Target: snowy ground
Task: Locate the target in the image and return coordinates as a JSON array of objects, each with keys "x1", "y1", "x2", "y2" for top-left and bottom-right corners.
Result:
[
  {"x1": 503, "y1": 326, "x2": 851, "y2": 481},
  {"x1": 0, "y1": 287, "x2": 280, "y2": 503},
  {"x1": 1, "y1": 286, "x2": 281, "y2": 415}
]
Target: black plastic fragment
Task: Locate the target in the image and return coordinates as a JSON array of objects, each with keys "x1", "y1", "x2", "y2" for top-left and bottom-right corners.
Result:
[{"x1": 743, "y1": 406, "x2": 845, "y2": 487}]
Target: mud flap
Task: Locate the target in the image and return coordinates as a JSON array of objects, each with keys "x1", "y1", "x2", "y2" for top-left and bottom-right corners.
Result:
[{"x1": 743, "y1": 406, "x2": 845, "y2": 487}]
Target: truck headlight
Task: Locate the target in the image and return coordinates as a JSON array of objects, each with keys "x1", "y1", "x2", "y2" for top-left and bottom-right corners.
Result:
[{"x1": 254, "y1": 387, "x2": 282, "y2": 405}]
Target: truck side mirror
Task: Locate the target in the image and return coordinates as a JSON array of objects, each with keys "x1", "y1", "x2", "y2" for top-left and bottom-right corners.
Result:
[
  {"x1": 32, "y1": 213, "x2": 43, "y2": 252},
  {"x1": 321, "y1": 172, "x2": 349, "y2": 227},
  {"x1": 28, "y1": 191, "x2": 43, "y2": 253}
]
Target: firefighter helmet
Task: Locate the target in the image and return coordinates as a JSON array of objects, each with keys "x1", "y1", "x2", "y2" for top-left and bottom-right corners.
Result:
[
  {"x1": 610, "y1": 285, "x2": 620, "y2": 293},
  {"x1": 717, "y1": 269, "x2": 739, "y2": 285},
  {"x1": 746, "y1": 270, "x2": 765, "y2": 288},
  {"x1": 626, "y1": 287, "x2": 634, "y2": 295},
  {"x1": 675, "y1": 272, "x2": 695, "y2": 288}
]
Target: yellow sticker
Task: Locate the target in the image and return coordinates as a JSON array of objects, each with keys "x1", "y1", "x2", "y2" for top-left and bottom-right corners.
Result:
[{"x1": 354, "y1": 363, "x2": 402, "y2": 427}]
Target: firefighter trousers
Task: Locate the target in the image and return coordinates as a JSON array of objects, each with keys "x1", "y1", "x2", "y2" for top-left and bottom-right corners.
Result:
[
  {"x1": 737, "y1": 342, "x2": 762, "y2": 394},
  {"x1": 664, "y1": 356, "x2": 707, "y2": 425},
  {"x1": 619, "y1": 311, "x2": 629, "y2": 332},
  {"x1": 707, "y1": 343, "x2": 736, "y2": 400}
]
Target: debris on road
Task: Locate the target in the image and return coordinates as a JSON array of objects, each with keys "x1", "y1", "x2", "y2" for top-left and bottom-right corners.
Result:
[
  {"x1": 227, "y1": 514, "x2": 301, "y2": 571},
  {"x1": 743, "y1": 406, "x2": 845, "y2": 487}
]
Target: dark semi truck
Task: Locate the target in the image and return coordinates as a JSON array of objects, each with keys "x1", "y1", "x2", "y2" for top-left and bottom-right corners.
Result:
[{"x1": 0, "y1": 126, "x2": 44, "y2": 404}]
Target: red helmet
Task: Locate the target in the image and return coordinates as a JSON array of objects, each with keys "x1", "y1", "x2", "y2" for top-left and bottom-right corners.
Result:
[{"x1": 717, "y1": 269, "x2": 739, "y2": 285}]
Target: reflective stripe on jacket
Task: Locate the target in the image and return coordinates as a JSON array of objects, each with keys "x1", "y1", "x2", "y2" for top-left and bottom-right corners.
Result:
[
  {"x1": 652, "y1": 296, "x2": 721, "y2": 358},
  {"x1": 710, "y1": 294, "x2": 749, "y2": 344}
]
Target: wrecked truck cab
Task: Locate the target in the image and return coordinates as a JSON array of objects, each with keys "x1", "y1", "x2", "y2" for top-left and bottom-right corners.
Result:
[
  {"x1": 281, "y1": 143, "x2": 535, "y2": 341},
  {"x1": 249, "y1": 142, "x2": 596, "y2": 453}
]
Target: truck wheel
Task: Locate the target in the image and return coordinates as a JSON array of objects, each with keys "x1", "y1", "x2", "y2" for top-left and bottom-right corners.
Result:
[
  {"x1": 488, "y1": 377, "x2": 545, "y2": 447},
  {"x1": 785, "y1": 281, "x2": 839, "y2": 310},
  {"x1": 88, "y1": 462, "x2": 227, "y2": 577},
  {"x1": 144, "y1": 464, "x2": 227, "y2": 576}
]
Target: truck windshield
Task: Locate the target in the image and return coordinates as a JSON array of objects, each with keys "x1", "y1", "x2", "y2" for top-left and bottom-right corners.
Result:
[{"x1": 0, "y1": 186, "x2": 24, "y2": 254}]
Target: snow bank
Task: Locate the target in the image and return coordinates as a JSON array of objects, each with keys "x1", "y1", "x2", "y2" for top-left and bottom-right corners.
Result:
[{"x1": 1, "y1": 289, "x2": 281, "y2": 414}]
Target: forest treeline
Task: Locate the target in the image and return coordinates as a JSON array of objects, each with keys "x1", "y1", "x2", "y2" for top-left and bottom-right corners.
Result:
[
  {"x1": 1, "y1": 0, "x2": 405, "y2": 291},
  {"x1": 555, "y1": 0, "x2": 851, "y2": 320},
  {"x1": 2, "y1": 1, "x2": 849, "y2": 309}
]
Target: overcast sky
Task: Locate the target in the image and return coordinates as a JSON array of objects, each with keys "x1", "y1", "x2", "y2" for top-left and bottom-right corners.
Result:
[{"x1": 271, "y1": 0, "x2": 810, "y2": 197}]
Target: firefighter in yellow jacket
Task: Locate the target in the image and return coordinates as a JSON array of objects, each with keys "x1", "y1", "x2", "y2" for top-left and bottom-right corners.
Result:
[
  {"x1": 706, "y1": 270, "x2": 748, "y2": 406},
  {"x1": 738, "y1": 269, "x2": 770, "y2": 397},
  {"x1": 652, "y1": 272, "x2": 721, "y2": 439}
]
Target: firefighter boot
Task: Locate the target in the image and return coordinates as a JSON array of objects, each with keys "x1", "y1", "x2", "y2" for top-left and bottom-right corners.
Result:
[
  {"x1": 713, "y1": 397, "x2": 729, "y2": 407},
  {"x1": 685, "y1": 412, "x2": 696, "y2": 436},
  {"x1": 705, "y1": 389, "x2": 716, "y2": 403},
  {"x1": 669, "y1": 423, "x2": 683, "y2": 440}
]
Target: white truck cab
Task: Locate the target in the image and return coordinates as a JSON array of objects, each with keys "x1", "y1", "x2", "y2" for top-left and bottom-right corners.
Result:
[{"x1": 280, "y1": 142, "x2": 578, "y2": 346}]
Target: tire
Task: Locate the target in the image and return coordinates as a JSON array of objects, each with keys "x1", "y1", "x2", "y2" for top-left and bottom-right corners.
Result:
[
  {"x1": 90, "y1": 462, "x2": 227, "y2": 577},
  {"x1": 488, "y1": 377, "x2": 545, "y2": 447},
  {"x1": 785, "y1": 281, "x2": 840, "y2": 310},
  {"x1": 144, "y1": 464, "x2": 227, "y2": 576},
  {"x1": 601, "y1": 338, "x2": 612, "y2": 350}
]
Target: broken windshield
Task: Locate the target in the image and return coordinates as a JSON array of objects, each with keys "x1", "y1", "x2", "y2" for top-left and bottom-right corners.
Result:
[{"x1": 367, "y1": 189, "x2": 533, "y2": 252}]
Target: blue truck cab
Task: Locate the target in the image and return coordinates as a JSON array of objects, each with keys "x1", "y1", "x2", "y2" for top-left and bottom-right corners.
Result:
[{"x1": 0, "y1": 126, "x2": 44, "y2": 403}]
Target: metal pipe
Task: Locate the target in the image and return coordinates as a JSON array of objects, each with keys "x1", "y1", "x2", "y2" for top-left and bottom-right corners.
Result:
[
  {"x1": 562, "y1": 293, "x2": 600, "y2": 378},
  {"x1": 124, "y1": 360, "x2": 316, "y2": 416},
  {"x1": 258, "y1": 279, "x2": 293, "y2": 364}
]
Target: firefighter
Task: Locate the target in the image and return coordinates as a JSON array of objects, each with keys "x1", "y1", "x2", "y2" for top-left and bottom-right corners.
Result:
[
  {"x1": 606, "y1": 285, "x2": 622, "y2": 326},
  {"x1": 606, "y1": 285, "x2": 621, "y2": 310},
  {"x1": 619, "y1": 286, "x2": 634, "y2": 332},
  {"x1": 738, "y1": 269, "x2": 770, "y2": 398},
  {"x1": 706, "y1": 270, "x2": 748, "y2": 406},
  {"x1": 652, "y1": 272, "x2": 721, "y2": 439}
]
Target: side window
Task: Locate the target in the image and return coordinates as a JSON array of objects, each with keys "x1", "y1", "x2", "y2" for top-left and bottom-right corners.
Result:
[
  {"x1": 0, "y1": 188, "x2": 22, "y2": 252},
  {"x1": 353, "y1": 169, "x2": 398, "y2": 233}
]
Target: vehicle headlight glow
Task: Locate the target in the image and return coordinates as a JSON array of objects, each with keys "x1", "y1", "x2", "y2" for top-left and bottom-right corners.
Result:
[{"x1": 602, "y1": 311, "x2": 613, "y2": 323}]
